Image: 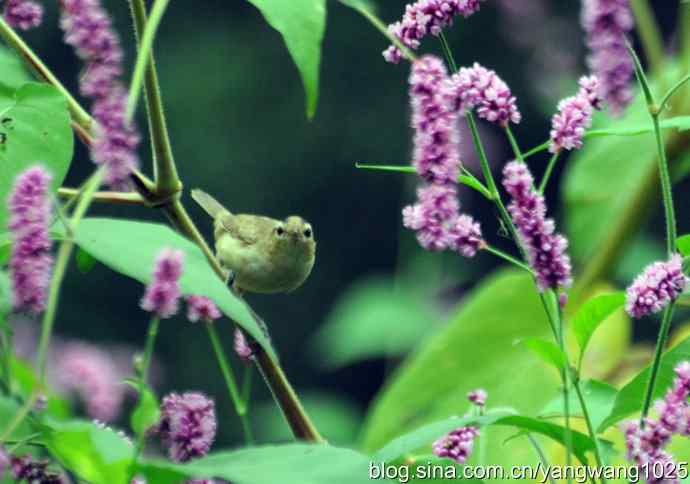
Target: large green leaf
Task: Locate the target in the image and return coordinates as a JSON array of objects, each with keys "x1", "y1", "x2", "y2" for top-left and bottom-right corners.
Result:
[
  {"x1": 540, "y1": 379, "x2": 617, "y2": 433},
  {"x1": 0, "y1": 46, "x2": 32, "y2": 89},
  {"x1": 44, "y1": 419, "x2": 134, "y2": 484},
  {"x1": 360, "y1": 270, "x2": 559, "y2": 471},
  {"x1": 571, "y1": 292, "x2": 626, "y2": 364},
  {"x1": 309, "y1": 276, "x2": 435, "y2": 369},
  {"x1": 245, "y1": 0, "x2": 326, "y2": 118},
  {"x1": 137, "y1": 444, "x2": 395, "y2": 484},
  {"x1": 70, "y1": 218, "x2": 275, "y2": 358},
  {"x1": 0, "y1": 82, "x2": 73, "y2": 230},
  {"x1": 598, "y1": 335, "x2": 690, "y2": 432}
]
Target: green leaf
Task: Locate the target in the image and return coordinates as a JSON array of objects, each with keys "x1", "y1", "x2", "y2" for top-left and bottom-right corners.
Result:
[
  {"x1": 0, "y1": 269, "x2": 10, "y2": 316},
  {"x1": 373, "y1": 410, "x2": 514, "y2": 463},
  {"x1": 489, "y1": 415, "x2": 595, "y2": 465},
  {"x1": 75, "y1": 247, "x2": 97, "y2": 274},
  {"x1": 0, "y1": 47, "x2": 32, "y2": 90},
  {"x1": 137, "y1": 444, "x2": 393, "y2": 484},
  {"x1": 309, "y1": 276, "x2": 435, "y2": 369},
  {"x1": 598, "y1": 335, "x2": 690, "y2": 432},
  {"x1": 678, "y1": 234, "x2": 690, "y2": 256},
  {"x1": 360, "y1": 270, "x2": 560, "y2": 471},
  {"x1": 0, "y1": 395, "x2": 36, "y2": 441},
  {"x1": 540, "y1": 379, "x2": 617, "y2": 432},
  {"x1": 571, "y1": 292, "x2": 626, "y2": 360},
  {"x1": 0, "y1": 83, "x2": 74, "y2": 231},
  {"x1": 44, "y1": 419, "x2": 134, "y2": 484},
  {"x1": 586, "y1": 116, "x2": 690, "y2": 137},
  {"x1": 129, "y1": 384, "x2": 160, "y2": 437},
  {"x1": 66, "y1": 218, "x2": 275, "y2": 359},
  {"x1": 522, "y1": 338, "x2": 566, "y2": 373},
  {"x1": 10, "y1": 357, "x2": 72, "y2": 419},
  {"x1": 244, "y1": 0, "x2": 326, "y2": 118}
]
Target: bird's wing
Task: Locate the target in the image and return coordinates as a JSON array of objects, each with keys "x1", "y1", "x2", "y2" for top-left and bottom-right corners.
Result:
[{"x1": 223, "y1": 214, "x2": 271, "y2": 246}]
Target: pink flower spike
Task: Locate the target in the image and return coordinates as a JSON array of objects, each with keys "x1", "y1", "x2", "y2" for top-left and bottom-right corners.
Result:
[
  {"x1": 625, "y1": 254, "x2": 688, "y2": 319},
  {"x1": 433, "y1": 426, "x2": 479, "y2": 464},
  {"x1": 4, "y1": 0, "x2": 42, "y2": 30},
  {"x1": 186, "y1": 295, "x2": 221, "y2": 323},
  {"x1": 8, "y1": 165, "x2": 53, "y2": 314},
  {"x1": 141, "y1": 248, "x2": 184, "y2": 319}
]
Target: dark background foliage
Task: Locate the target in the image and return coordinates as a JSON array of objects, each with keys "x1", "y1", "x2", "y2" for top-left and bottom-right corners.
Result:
[{"x1": 14, "y1": 0, "x2": 681, "y2": 446}]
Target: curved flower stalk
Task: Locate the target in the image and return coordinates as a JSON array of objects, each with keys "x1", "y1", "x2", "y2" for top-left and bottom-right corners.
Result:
[
  {"x1": 7, "y1": 165, "x2": 53, "y2": 315},
  {"x1": 59, "y1": 0, "x2": 140, "y2": 188},
  {"x1": 581, "y1": 0, "x2": 635, "y2": 115}
]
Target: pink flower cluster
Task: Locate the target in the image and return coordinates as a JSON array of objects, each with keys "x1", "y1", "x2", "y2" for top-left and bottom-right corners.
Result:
[
  {"x1": 625, "y1": 254, "x2": 688, "y2": 319},
  {"x1": 549, "y1": 75, "x2": 604, "y2": 153},
  {"x1": 153, "y1": 392, "x2": 217, "y2": 463},
  {"x1": 502, "y1": 161, "x2": 572, "y2": 292},
  {"x1": 402, "y1": 56, "x2": 483, "y2": 257},
  {"x1": 141, "y1": 248, "x2": 184, "y2": 319},
  {"x1": 234, "y1": 328, "x2": 255, "y2": 362},
  {"x1": 10, "y1": 455, "x2": 64, "y2": 483},
  {"x1": 59, "y1": 0, "x2": 140, "y2": 188},
  {"x1": 624, "y1": 362, "x2": 690, "y2": 483},
  {"x1": 447, "y1": 63, "x2": 521, "y2": 126},
  {"x1": 433, "y1": 426, "x2": 479, "y2": 464},
  {"x1": 467, "y1": 388, "x2": 487, "y2": 407},
  {"x1": 581, "y1": 0, "x2": 635, "y2": 115},
  {"x1": 4, "y1": 0, "x2": 42, "y2": 30},
  {"x1": 383, "y1": 0, "x2": 485, "y2": 64},
  {"x1": 8, "y1": 166, "x2": 53, "y2": 314},
  {"x1": 186, "y1": 295, "x2": 221, "y2": 323}
]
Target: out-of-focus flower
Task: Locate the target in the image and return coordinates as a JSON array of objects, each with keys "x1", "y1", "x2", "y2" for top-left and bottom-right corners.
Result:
[
  {"x1": 432, "y1": 426, "x2": 479, "y2": 464},
  {"x1": 4, "y1": 0, "x2": 42, "y2": 30},
  {"x1": 53, "y1": 341, "x2": 126, "y2": 422},
  {"x1": 447, "y1": 63, "x2": 521, "y2": 127},
  {"x1": 8, "y1": 166, "x2": 53, "y2": 315},
  {"x1": 0, "y1": 447, "x2": 8, "y2": 474},
  {"x1": 234, "y1": 329, "x2": 254, "y2": 363},
  {"x1": 549, "y1": 75, "x2": 603, "y2": 153},
  {"x1": 153, "y1": 392, "x2": 217, "y2": 463},
  {"x1": 502, "y1": 161, "x2": 572, "y2": 291},
  {"x1": 581, "y1": 0, "x2": 635, "y2": 115},
  {"x1": 186, "y1": 295, "x2": 221, "y2": 323},
  {"x1": 382, "y1": 0, "x2": 485, "y2": 64},
  {"x1": 624, "y1": 361, "x2": 690, "y2": 482},
  {"x1": 625, "y1": 254, "x2": 688, "y2": 319},
  {"x1": 467, "y1": 388, "x2": 487, "y2": 407},
  {"x1": 141, "y1": 248, "x2": 184, "y2": 319},
  {"x1": 59, "y1": 0, "x2": 140, "y2": 188},
  {"x1": 409, "y1": 56, "x2": 460, "y2": 185},
  {"x1": 11, "y1": 455, "x2": 64, "y2": 483}
]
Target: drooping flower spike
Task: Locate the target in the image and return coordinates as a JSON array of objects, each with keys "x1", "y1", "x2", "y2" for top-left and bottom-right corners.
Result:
[
  {"x1": 59, "y1": 0, "x2": 140, "y2": 188},
  {"x1": 502, "y1": 161, "x2": 572, "y2": 292},
  {"x1": 383, "y1": 0, "x2": 486, "y2": 64},
  {"x1": 8, "y1": 165, "x2": 53, "y2": 314},
  {"x1": 141, "y1": 248, "x2": 184, "y2": 319},
  {"x1": 581, "y1": 0, "x2": 635, "y2": 115},
  {"x1": 625, "y1": 254, "x2": 688, "y2": 319}
]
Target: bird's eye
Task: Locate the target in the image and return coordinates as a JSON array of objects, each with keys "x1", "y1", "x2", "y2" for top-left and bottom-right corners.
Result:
[
  {"x1": 276, "y1": 226, "x2": 285, "y2": 236},
  {"x1": 303, "y1": 228, "x2": 312, "y2": 238}
]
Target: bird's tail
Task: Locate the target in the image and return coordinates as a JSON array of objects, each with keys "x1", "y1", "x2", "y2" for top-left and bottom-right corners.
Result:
[{"x1": 191, "y1": 189, "x2": 228, "y2": 219}]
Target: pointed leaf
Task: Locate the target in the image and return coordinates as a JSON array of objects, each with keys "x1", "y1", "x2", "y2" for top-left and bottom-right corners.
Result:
[
  {"x1": 571, "y1": 292, "x2": 626, "y2": 358},
  {"x1": 522, "y1": 338, "x2": 567, "y2": 373}
]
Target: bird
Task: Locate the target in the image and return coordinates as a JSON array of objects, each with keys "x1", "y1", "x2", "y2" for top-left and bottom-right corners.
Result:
[{"x1": 191, "y1": 189, "x2": 316, "y2": 294}]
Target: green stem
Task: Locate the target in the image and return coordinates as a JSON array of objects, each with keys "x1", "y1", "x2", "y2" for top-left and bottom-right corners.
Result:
[
  {"x1": 526, "y1": 434, "x2": 557, "y2": 484},
  {"x1": 128, "y1": 0, "x2": 180, "y2": 194},
  {"x1": 630, "y1": 0, "x2": 665, "y2": 83},
  {"x1": 505, "y1": 126, "x2": 524, "y2": 162},
  {"x1": 126, "y1": 0, "x2": 171, "y2": 122},
  {"x1": 652, "y1": 113, "x2": 677, "y2": 255},
  {"x1": 658, "y1": 75, "x2": 690, "y2": 114},
  {"x1": 681, "y1": 3, "x2": 690, "y2": 85},
  {"x1": 538, "y1": 152, "x2": 560, "y2": 194},
  {"x1": 483, "y1": 244, "x2": 532, "y2": 273},
  {"x1": 206, "y1": 323, "x2": 254, "y2": 444},
  {"x1": 354, "y1": 4, "x2": 416, "y2": 62},
  {"x1": 0, "y1": 328, "x2": 12, "y2": 395},
  {"x1": 640, "y1": 303, "x2": 675, "y2": 424},
  {"x1": 58, "y1": 187, "x2": 146, "y2": 206},
  {"x1": 129, "y1": 316, "x2": 161, "y2": 480},
  {"x1": 523, "y1": 141, "x2": 550, "y2": 159},
  {"x1": 573, "y1": 379, "x2": 607, "y2": 480},
  {"x1": 0, "y1": 393, "x2": 36, "y2": 443},
  {"x1": 35, "y1": 169, "x2": 103, "y2": 383},
  {"x1": 438, "y1": 32, "x2": 458, "y2": 72},
  {"x1": 554, "y1": 298, "x2": 573, "y2": 484},
  {"x1": 0, "y1": 18, "x2": 92, "y2": 131}
]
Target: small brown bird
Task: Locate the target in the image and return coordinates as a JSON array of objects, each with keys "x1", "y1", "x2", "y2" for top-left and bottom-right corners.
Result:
[{"x1": 191, "y1": 189, "x2": 316, "y2": 294}]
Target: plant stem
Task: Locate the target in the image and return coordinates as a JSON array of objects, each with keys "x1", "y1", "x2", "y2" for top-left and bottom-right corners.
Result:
[
  {"x1": 539, "y1": 152, "x2": 560, "y2": 194},
  {"x1": 681, "y1": 2, "x2": 690, "y2": 84},
  {"x1": 630, "y1": 0, "x2": 665, "y2": 83},
  {"x1": 0, "y1": 393, "x2": 36, "y2": 443},
  {"x1": 206, "y1": 323, "x2": 254, "y2": 444},
  {"x1": 552, "y1": 297, "x2": 572, "y2": 484},
  {"x1": 128, "y1": 0, "x2": 180, "y2": 195},
  {"x1": 0, "y1": 328, "x2": 12, "y2": 395},
  {"x1": 573, "y1": 379, "x2": 607, "y2": 479},
  {"x1": 658, "y1": 75, "x2": 690, "y2": 113},
  {"x1": 505, "y1": 126, "x2": 524, "y2": 162},
  {"x1": 640, "y1": 303, "x2": 675, "y2": 424},
  {"x1": 527, "y1": 434, "x2": 557, "y2": 484},
  {"x1": 58, "y1": 187, "x2": 146, "y2": 205},
  {"x1": 651, "y1": 114, "x2": 677, "y2": 255},
  {"x1": 0, "y1": 19, "x2": 92, "y2": 131},
  {"x1": 438, "y1": 32, "x2": 458, "y2": 72},
  {"x1": 35, "y1": 170, "x2": 103, "y2": 384},
  {"x1": 483, "y1": 244, "x2": 532, "y2": 273}
]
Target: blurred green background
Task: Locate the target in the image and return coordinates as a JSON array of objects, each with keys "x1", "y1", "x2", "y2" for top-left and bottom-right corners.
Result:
[{"x1": 9, "y1": 0, "x2": 686, "y2": 452}]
